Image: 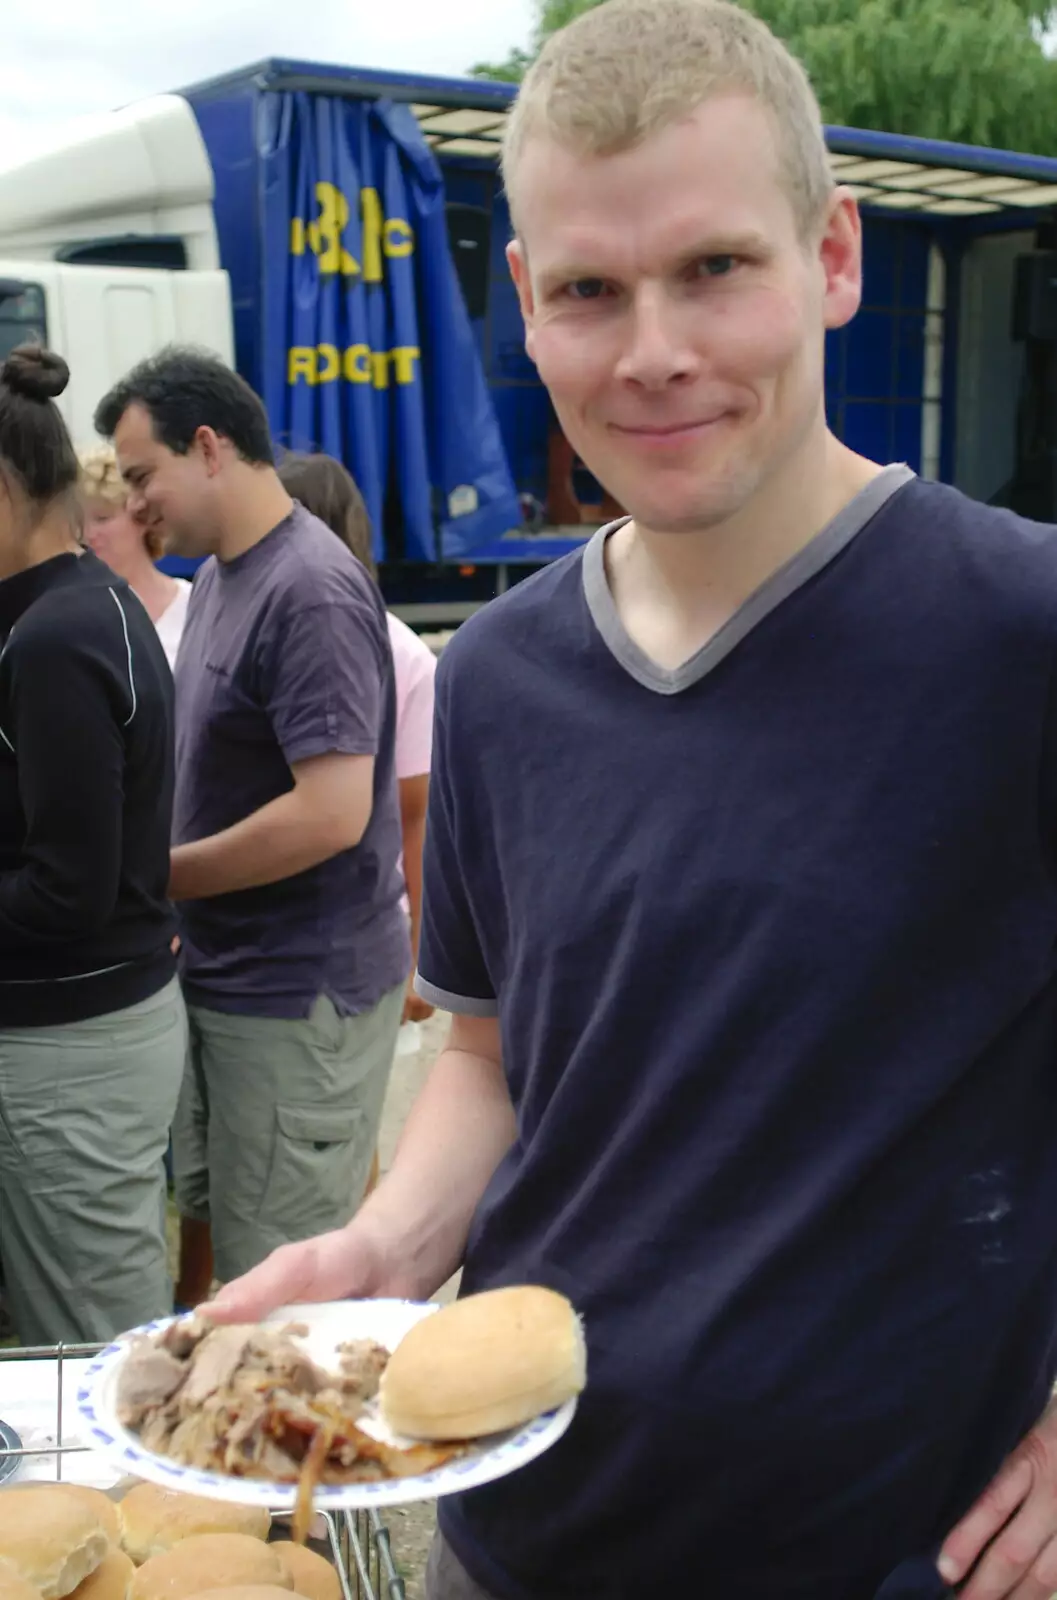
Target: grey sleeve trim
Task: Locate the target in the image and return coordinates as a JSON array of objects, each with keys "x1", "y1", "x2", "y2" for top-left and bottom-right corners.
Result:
[{"x1": 414, "y1": 973, "x2": 499, "y2": 1017}]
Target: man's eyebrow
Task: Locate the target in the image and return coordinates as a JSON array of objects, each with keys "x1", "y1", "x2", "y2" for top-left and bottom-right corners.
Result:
[{"x1": 536, "y1": 232, "x2": 774, "y2": 295}]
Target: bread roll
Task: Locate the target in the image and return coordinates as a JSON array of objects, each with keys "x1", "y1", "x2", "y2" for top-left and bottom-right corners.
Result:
[
  {"x1": 0, "y1": 1487, "x2": 109, "y2": 1600},
  {"x1": 189, "y1": 1590, "x2": 293, "y2": 1600},
  {"x1": 0, "y1": 1563, "x2": 44, "y2": 1600},
  {"x1": 117, "y1": 1491, "x2": 269, "y2": 1566},
  {"x1": 271, "y1": 1546, "x2": 340, "y2": 1600},
  {"x1": 67, "y1": 1552, "x2": 134, "y2": 1600},
  {"x1": 130, "y1": 1536, "x2": 289, "y2": 1600},
  {"x1": 379, "y1": 1285, "x2": 586, "y2": 1441},
  {"x1": 6, "y1": 1489, "x2": 120, "y2": 1550}
]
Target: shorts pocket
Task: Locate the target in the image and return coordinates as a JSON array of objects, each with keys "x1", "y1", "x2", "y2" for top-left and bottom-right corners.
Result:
[{"x1": 267, "y1": 1104, "x2": 369, "y2": 1228}]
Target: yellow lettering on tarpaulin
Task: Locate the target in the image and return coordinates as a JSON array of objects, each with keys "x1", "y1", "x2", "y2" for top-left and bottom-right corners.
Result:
[
  {"x1": 287, "y1": 347, "x2": 317, "y2": 385},
  {"x1": 316, "y1": 344, "x2": 341, "y2": 383},
  {"x1": 384, "y1": 218, "x2": 414, "y2": 258},
  {"x1": 361, "y1": 188, "x2": 384, "y2": 284},
  {"x1": 289, "y1": 184, "x2": 414, "y2": 279},
  {"x1": 287, "y1": 344, "x2": 421, "y2": 389},
  {"x1": 390, "y1": 347, "x2": 420, "y2": 385},
  {"x1": 344, "y1": 344, "x2": 372, "y2": 383}
]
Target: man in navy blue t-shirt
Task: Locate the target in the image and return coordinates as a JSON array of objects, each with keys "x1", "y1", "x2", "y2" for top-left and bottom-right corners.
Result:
[{"x1": 213, "y1": 3, "x2": 1057, "y2": 1596}]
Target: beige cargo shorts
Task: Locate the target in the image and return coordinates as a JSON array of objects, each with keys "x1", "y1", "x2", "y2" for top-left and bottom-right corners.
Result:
[{"x1": 172, "y1": 984, "x2": 404, "y2": 1283}]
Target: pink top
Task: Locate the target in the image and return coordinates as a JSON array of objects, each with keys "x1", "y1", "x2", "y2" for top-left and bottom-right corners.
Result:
[{"x1": 387, "y1": 612, "x2": 437, "y2": 780}]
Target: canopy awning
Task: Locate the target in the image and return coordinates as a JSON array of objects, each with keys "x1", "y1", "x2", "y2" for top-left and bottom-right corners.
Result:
[{"x1": 203, "y1": 62, "x2": 1057, "y2": 220}]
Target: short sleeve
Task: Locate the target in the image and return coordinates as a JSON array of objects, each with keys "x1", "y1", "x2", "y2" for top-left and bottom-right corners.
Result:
[
  {"x1": 259, "y1": 575, "x2": 388, "y2": 766},
  {"x1": 414, "y1": 655, "x2": 497, "y2": 1017},
  {"x1": 389, "y1": 616, "x2": 437, "y2": 780}
]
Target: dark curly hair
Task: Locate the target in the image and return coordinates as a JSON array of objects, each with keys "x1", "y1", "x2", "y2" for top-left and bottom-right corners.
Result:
[{"x1": 94, "y1": 345, "x2": 274, "y2": 466}]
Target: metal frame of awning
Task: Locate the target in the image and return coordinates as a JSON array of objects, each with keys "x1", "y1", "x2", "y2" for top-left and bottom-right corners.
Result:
[{"x1": 411, "y1": 103, "x2": 1057, "y2": 217}]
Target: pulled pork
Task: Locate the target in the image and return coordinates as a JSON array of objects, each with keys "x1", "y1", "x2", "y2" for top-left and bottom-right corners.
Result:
[{"x1": 117, "y1": 1317, "x2": 457, "y2": 1537}]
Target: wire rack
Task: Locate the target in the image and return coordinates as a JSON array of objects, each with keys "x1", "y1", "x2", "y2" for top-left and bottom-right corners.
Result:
[{"x1": 0, "y1": 1342, "x2": 407, "y2": 1600}]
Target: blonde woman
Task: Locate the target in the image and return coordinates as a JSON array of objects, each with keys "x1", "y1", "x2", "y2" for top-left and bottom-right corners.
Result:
[{"x1": 79, "y1": 444, "x2": 191, "y2": 669}]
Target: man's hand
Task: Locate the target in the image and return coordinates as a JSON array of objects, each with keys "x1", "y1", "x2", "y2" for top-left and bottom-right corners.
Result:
[
  {"x1": 938, "y1": 1399, "x2": 1057, "y2": 1598},
  {"x1": 403, "y1": 981, "x2": 435, "y2": 1025},
  {"x1": 206, "y1": 1221, "x2": 395, "y2": 1322}
]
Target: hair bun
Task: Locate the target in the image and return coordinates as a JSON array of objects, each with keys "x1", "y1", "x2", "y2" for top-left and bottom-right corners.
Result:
[{"x1": 2, "y1": 344, "x2": 70, "y2": 402}]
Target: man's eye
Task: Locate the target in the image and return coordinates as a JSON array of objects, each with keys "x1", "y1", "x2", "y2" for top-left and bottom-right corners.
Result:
[
  {"x1": 699, "y1": 255, "x2": 736, "y2": 278},
  {"x1": 566, "y1": 278, "x2": 608, "y2": 301}
]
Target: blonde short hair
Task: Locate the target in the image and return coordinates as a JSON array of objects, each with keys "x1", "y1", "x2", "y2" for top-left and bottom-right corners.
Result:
[
  {"x1": 502, "y1": 0, "x2": 834, "y2": 238},
  {"x1": 78, "y1": 443, "x2": 164, "y2": 560}
]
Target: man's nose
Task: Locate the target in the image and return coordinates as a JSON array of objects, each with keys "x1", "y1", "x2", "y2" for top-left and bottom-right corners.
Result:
[{"x1": 614, "y1": 284, "x2": 698, "y2": 389}]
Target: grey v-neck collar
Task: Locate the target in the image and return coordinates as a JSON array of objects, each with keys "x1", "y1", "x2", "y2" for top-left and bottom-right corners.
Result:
[{"x1": 581, "y1": 463, "x2": 915, "y2": 696}]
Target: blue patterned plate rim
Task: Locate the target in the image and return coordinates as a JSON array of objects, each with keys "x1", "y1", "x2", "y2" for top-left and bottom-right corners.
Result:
[{"x1": 75, "y1": 1299, "x2": 578, "y2": 1510}]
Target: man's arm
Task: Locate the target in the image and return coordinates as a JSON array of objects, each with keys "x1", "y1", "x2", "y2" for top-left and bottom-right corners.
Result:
[
  {"x1": 169, "y1": 750, "x2": 374, "y2": 901},
  {"x1": 398, "y1": 772, "x2": 434, "y2": 1022},
  {"x1": 208, "y1": 1012, "x2": 514, "y2": 1316}
]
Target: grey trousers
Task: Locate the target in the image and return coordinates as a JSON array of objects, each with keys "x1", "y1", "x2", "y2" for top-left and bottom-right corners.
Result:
[
  {"x1": 172, "y1": 986, "x2": 404, "y2": 1283},
  {"x1": 0, "y1": 979, "x2": 186, "y2": 1346},
  {"x1": 426, "y1": 1534, "x2": 499, "y2": 1600}
]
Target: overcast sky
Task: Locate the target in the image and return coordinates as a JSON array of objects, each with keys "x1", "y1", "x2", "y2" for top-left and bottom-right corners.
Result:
[{"x1": 0, "y1": 0, "x2": 535, "y2": 168}]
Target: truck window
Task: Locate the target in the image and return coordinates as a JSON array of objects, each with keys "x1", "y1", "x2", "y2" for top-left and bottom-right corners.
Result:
[
  {"x1": 57, "y1": 238, "x2": 188, "y2": 271},
  {"x1": 0, "y1": 283, "x2": 47, "y2": 362}
]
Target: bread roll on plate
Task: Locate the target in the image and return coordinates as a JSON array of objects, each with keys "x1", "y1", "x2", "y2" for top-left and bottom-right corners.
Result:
[
  {"x1": 67, "y1": 1552, "x2": 134, "y2": 1600},
  {"x1": 0, "y1": 1487, "x2": 109, "y2": 1600},
  {"x1": 130, "y1": 1536, "x2": 289, "y2": 1600},
  {"x1": 271, "y1": 1546, "x2": 339, "y2": 1600},
  {"x1": 118, "y1": 1488, "x2": 269, "y2": 1566},
  {"x1": 379, "y1": 1285, "x2": 586, "y2": 1441}
]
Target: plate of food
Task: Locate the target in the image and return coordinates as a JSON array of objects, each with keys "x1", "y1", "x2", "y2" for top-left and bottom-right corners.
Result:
[{"x1": 75, "y1": 1287, "x2": 584, "y2": 1532}]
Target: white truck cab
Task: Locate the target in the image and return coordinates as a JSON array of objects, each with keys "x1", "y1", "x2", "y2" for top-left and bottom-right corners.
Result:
[{"x1": 0, "y1": 95, "x2": 233, "y2": 446}]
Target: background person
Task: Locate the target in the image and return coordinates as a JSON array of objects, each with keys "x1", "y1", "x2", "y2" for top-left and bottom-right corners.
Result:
[
  {"x1": 0, "y1": 344, "x2": 184, "y2": 1345},
  {"x1": 79, "y1": 443, "x2": 191, "y2": 670},
  {"x1": 276, "y1": 453, "x2": 437, "y2": 1026},
  {"x1": 277, "y1": 451, "x2": 438, "y2": 1205},
  {"x1": 95, "y1": 349, "x2": 409, "y2": 1308}
]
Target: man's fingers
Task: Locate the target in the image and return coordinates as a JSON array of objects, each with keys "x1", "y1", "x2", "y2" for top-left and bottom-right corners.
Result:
[
  {"x1": 958, "y1": 1522, "x2": 1057, "y2": 1600},
  {"x1": 938, "y1": 1454, "x2": 1035, "y2": 1588},
  {"x1": 202, "y1": 1229, "x2": 375, "y2": 1323}
]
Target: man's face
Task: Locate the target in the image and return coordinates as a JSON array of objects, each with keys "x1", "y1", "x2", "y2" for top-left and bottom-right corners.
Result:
[
  {"x1": 508, "y1": 93, "x2": 862, "y2": 536},
  {"x1": 113, "y1": 403, "x2": 219, "y2": 559}
]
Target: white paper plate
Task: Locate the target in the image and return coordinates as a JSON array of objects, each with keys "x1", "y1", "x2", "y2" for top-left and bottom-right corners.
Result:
[{"x1": 76, "y1": 1300, "x2": 577, "y2": 1510}]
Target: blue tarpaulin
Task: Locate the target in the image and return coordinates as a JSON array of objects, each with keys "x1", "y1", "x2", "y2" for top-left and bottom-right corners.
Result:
[{"x1": 257, "y1": 91, "x2": 521, "y2": 563}]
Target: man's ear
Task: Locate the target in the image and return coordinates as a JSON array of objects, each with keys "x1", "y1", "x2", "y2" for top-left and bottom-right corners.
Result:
[
  {"x1": 820, "y1": 186, "x2": 863, "y2": 333},
  {"x1": 192, "y1": 426, "x2": 225, "y2": 477},
  {"x1": 507, "y1": 239, "x2": 537, "y2": 364}
]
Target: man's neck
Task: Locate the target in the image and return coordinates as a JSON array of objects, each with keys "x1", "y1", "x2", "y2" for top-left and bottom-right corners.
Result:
[
  {"x1": 605, "y1": 431, "x2": 882, "y2": 673},
  {"x1": 216, "y1": 468, "x2": 295, "y2": 564}
]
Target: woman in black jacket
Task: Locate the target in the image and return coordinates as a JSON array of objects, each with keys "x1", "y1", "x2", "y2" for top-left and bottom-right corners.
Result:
[{"x1": 0, "y1": 344, "x2": 184, "y2": 1344}]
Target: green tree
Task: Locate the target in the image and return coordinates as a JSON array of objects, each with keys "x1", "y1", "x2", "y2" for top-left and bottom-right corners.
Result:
[{"x1": 472, "y1": 0, "x2": 1057, "y2": 156}]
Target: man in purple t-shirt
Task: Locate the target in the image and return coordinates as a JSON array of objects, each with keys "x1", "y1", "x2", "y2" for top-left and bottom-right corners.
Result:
[{"x1": 95, "y1": 350, "x2": 409, "y2": 1294}]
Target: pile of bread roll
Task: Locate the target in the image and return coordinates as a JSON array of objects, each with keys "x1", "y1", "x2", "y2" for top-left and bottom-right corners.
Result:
[{"x1": 0, "y1": 1483, "x2": 340, "y2": 1600}]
